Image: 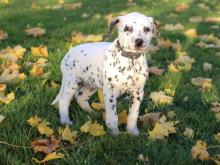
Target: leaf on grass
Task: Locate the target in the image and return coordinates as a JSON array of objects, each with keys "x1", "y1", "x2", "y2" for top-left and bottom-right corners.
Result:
[
  {"x1": 0, "y1": 115, "x2": 5, "y2": 123},
  {"x1": 163, "y1": 23, "x2": 184, "y2": 31},
  {"x1": 91, "y1": 89, "x2": 105, "y2": 111},
  {"x1": 29, "y1": 58, "x2": 48, "y2": 77},
  {"x1": 0, "y1": 84, "x2": 6, "y2": 92},
  {"x1": 27, "y1": 116, "x2": 42, "y2": 127},
  {"x1": 0, "y1": 63, "x2": 20, "y2": 83},
  {"x1": 71, "y1": 32, "x2": 103, "y2": 44},
  {"x1": 184, "y1": 28, "x2": 198, "y2": 38},
  {"x1": 59, "y1": 125, "x2": 77, "y2": 144},
  {"x1": 0, "y1": 92, "x2": 15, "y2": 104},
  {"x1": 148, "y1": 115, "x2": 176, "y2": 139},
  {"x1": 37, "y1": 121, "x2": 54, "y2": 136},
  {"x1": 203, "y1": 62, "x2": 212, "y2": 71},
  {"x1": 206, "y1": 17, "x2": 220, "y2": 23},
  {"x1": 175, "y1": 2, "x2": 189, "y2": 12},
  {"x1": 118, "y1": 110, "x2": 128, "y2": 125},
  {"x1": 80, "y1": 121, "x2": 105, "y2": 136},
  {"x1": 183, "y1": 127, "x2": 194, "y2": 138},
  {"x1": 50, "y1": 81, "x2": 59, "y2": 89},
  {"x1": 137, "y1": 154, "x2": 149, "y2": 162},
  {"x1": 211, "y1": 102, "x2": 220, "y2": 122},
  {"x1": 191, "y1": 140, "x2": 209, "y2": 161},
  {"x1": 25, "y1": 27, "x2": 46, "y2": 37},
  {"x1": 139, "y1": 112, "x2": 162, "y2": 126},
  {"x1": 0, "y1": 30, "x2": 8, "y2": 41},
  {"x1": 18, "y1": 73, "x2": 27, "y2": 80},
  {"x1": 32, "y1": 152, "x2": 64, "y2": 164},
  {"x1": 64, "y1": 2, "x2": 82, "y2": 10},
  {"x1": 149, "y1": 66, "x2": 165, "y2": 76},
  {"x1": 31, "y1": 136, "x2": 60, "y2": 154},
  {"x1": 214, "y1": 133, "x2": 220, "y2": 142},
  {"x1": 198, "y1": 3, "x2": 210, "y2": 10},
  {"x1": 150, "y1": 91, "x2": 173, "y2": 105},
  {"x1": 191, "y1": 77, "x2": 212, "y2": 90},
  {"x1": 189, "y1": 16, "x2": 203, "y2": 23},
  {"x1": 169, "y1": 55, "x2": 195, "y2": 72},
  {"x1": 31, "y1": 46, "x2": 48, "y2": 58},
  {"x1": 0, "y1": 45, "x2": 26, "y2": 62}
]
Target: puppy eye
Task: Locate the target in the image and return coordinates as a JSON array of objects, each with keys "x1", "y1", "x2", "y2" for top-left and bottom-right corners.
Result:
[
  {"x1": 124, "y1": 25, "x2": 133, "y2": 33},
  {"x1": 143, "y1": 27, "x2": 150, "y2": 32}
]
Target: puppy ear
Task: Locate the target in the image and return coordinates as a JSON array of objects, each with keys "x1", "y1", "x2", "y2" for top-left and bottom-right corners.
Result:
[
  {"x1": 152, "y1": 19, "x2": 160, "y2": 38},
  {"x1": 104, "y1": 17, "x2": 120, "y2": 38}
]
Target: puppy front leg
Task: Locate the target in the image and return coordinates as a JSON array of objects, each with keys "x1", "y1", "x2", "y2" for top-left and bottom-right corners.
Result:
[
  {"x1": 127, "y1": 88, "x2": 144, "y2": 135},
  {"x1": 104, "y1": 89, "x2": 120, "y2": 135}
]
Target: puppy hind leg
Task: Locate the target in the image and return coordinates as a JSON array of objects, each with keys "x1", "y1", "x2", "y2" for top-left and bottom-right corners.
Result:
[
  {"x1": 59, "y1": 77, "x2": 80, "y2": 125},
  {"x1": 75, "y1": 87, "x2": 97, "y2": 113}
]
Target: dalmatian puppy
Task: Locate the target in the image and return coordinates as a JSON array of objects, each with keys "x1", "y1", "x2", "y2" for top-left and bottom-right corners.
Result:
[{"x1": 52, "y1": 12, "x2": 158, "y2": 135}]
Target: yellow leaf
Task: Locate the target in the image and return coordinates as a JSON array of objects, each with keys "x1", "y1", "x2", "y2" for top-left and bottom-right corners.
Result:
[
  {"x1": 25, "y1": 27, "x2": 46, "y2": 37},
  {"x1": 149, "y1": 91, "x2": 173, "y2": 105},
  {"x1": 118, "y1": 110, "x2": 128, "y2": 125},
  {"x1": 97, "y1": 89, "x2": 104, "y2": 103},
  {"x1": 163, "y1": 23, "x2": 184, "y2": 31},
  {"x1": 64, "y1": 2, "x2": 82, "y2": 10},
  {"x1": 0, "y1": 30, "x2": 8, "y2": 41},
  {"x1": 31, "y1": 46, "x2": 48, "y2": 58},
  {"x1": 50, "y1": 81, "x2": 59, "y2": 89},
  {"x1": 206, "y1": 17, "x2": 220, "y2": 23},
  {"x1": 183, "y1": 127, "x2": 194, "y2": 138},
  {"x1": 0, "y1": 92, "x2": 15, "y2": 104},
  {"x1": 27, "y1": 116, "x2": 42, "y2": 127},
  {"x1": 32, "y1": 152, "x2": 64, "y2": 164},
  {"x1": 37, "y1": 121, "x2": 53, "y2": 136},
  {"x1": 191, "y1": 77, "x2": 212, "y2": 90},
  {"x1": 0, "y1": 63, "x2": 20, "y2": 83},
  {"x1": 59, "y1": 125, "x2": 77, "y2": 144},
  {"x1": 168, "y1": 63, "x2": 179, "y2": 73},
  {"x1": 18, "y1": 73, "x2": 27, "y2": 80},
  {"x1": 184, "y1": 28, "x2": 198, "y2": 38},
  {"x1": 71, "y1": 32, "x2": 102, "y2": 44},
  {"x1": 148, "y1": 115, "x2": 176, "y2": 140},
  {"x1": 191, "y1": 140, "x2": 209, "y2": 161},
  {"x1": 88, "y1": 122, "x2": 105, "y2": 136},
  {"x1": 0, "y1": 115, "x2": 5, "y2": 123},
  {"x1": 175, "y1": 2, "x2": 189, "y2": 12},
  {"x1": 80, "y1": 121, "x2": 92, "y2": 133},
  {"x1": 30, "y1": 65, "x2": 44, "y2": 77},
  {"x1": 214, "y1": 133, "x2": 220, "y2": 142},
  {"x1": 91, "y1": 102, "x2": 105, "y2": 111}
]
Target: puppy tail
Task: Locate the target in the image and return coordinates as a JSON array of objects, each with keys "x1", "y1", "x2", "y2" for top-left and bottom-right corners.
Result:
[{"x1": 51, "y1": 78, "x2": 65, "y2": 106}]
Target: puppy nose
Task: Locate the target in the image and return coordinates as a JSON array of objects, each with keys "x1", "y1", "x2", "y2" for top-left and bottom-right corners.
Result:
[{"x1": 135, "y1": 38, "x2": 144, "y2": 47}]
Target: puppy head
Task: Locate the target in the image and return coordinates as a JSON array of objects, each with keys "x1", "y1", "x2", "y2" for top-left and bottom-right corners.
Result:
[{"x1": 107, "y1": 12, "x2": 159, "y2": 54}]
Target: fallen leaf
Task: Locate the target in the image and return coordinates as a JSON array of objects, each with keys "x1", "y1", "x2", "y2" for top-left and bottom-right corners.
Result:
[
  {"x1": 31, "y1": 46, "x2": 48, "y2": 58},
  {"x1": 168, "y1": 63, "x2": 179, "y2": 73},
  {"x1": 59, "y1": 125, "x2": 77, "y2": 144},
  {"x1": 0, "y1": 30, "x2": 8, "y2": 41},
  {"x1": 0, "y1": 115, "x2": 5, "y2": 123},
  {"x1": 0, "y1": 63, "x2": 20, "y2": 83},
  {"x1": 64, "y1": 2, "x2": 82, "y2": 10},
  {"x1": 184, "y1": 28, "x2": 198, "y2": 38},
  {"x1": 71, "y1": 32, "x2": 103, "y2": 44},
  {"x1": 0, "y1": 92, "x2": 15, "y2": 104},
  {"x1": 80, "y1": 121, "x2": 105, "y2": 136},
  {"x1": 175, "y1": 2, "x2": 189, "y2": 12},
  {"x1": 210, "y1": 102, "x2": 220, "y2": 122},
  {"x1": 163, "y1": 23, "x2": 184, "y2": 31},
  {"x1": 148, "y1": 115, "x2": 176, "y2": 139},
  {"x1": 50, "y1": 81, "x2": 59, "y2": 89},
  {"x1": 214, "y1": 133, "x2": 220, "y2": 142},
  {"x1": 118, "y1": 110, "x2": 128, "y2": 125},
  {"x1": 80, "y1": 121, "x2": 92, "y2": 133},
  {"x1": 137, "y1": 154, "x2": 149, "y2": 162},
  {"x1": 32, "y1": 152, "x2": 64, "y2": 164},
  {"x1": 149, "y1": 66, "x2": 165, "y2": 76},
  {"x1": 37, "y1": 121, "x2": 54, "y2": 136},
  {"x1": 25, "y1": 27, "x2": 46, "y2": 37},
  {"x1": 139, "y1": 112, "x2": 162, "y2": 126},
  {"x1": 206, "y1": 17, "x2": 220, "y2": 23},
  {"x1": 0, "y1": 84, "x2": 6, "y2": 92},
  {"x1": 191, "y1": 140, "x2": 209, "y2": 161},
  {"x1": 183, "y1": 127, "x2": 194, "y2": 138},
  {"x1": 203, "y1": 62, "x2": 212, "y2": 71},
  {"x1": 150, "y1": 91, "x2": 173, "y2": 105},
  {"x1": 198, "y1": 3, "x2": 210, "y2": 10},
  {"x1": 30, "y1": 65, "x2": 44, "y2": 77},
  {"x1": 189, "y1": 16, "x2": 203, "y2": 23},
  {"x1": 191, "y1": 77, "x2": 212, "y2": 90},
  {"x1": 31, "y1": 136, "x2": 60, "y2": 154},
  {"x1": 27, "y1": 116, "x2": 42, "y2": 127},
  {"x1": 18, "y1": 73, "x2": 27, "y2": 80},
  {"x1": 0, "y1": 45, "x2": 26, "y2": 62}
]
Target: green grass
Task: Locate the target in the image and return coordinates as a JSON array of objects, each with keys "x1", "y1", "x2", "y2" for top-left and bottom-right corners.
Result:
[{"x1": 0, "y1": 0, "x2": 220, "y2": 164}]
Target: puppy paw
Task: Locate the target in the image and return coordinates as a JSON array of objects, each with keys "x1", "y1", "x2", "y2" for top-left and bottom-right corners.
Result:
[
  {"x1": 60, "y1": 118, "x2": 73, "y2": 125},
  {"x1": 109, "y1": 129, "x2": 120, "y2": 136},
  {"x1": 127, "y1": 128, "x2": 140, "y2": 135}
]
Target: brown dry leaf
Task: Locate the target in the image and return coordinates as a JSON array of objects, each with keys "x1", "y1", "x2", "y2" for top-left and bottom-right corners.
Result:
[
  {"x1": 184, "y1": 28, "x2": 198, "y2": 38},
  {"x1": 64, "y1": 2, "x2": 82, "y2": 10},
  {"x1": 203, "y1": 62, "x2": 212, "y2": 71},
  {"x1": 31, "y1": 46, "x2": 48, "y2": 58},
  {"x1": 31, "y1": 136, "x2": 60, "y2": 154},
  {"x1": 150, "y1": 91, "x2": 173, "y2": 105},
  {"x1": 139, "y1": 112, "x2": 162, "y2": 126},
  {"x1": 183, "y1": 127, "x2": 194, "y2": 138},
  {"x1": 189, "y1": 16, "x2": 203, "y2": 23},
  {"x1": 32, "y1": 152, "x2": 64, "y2": 164},
  {"x1": 0, "y1": 92, "x2": 15, "y2": 104},
  {"x1": 118, "y1": 110, "x2": 128, "y2": 125},
  {"x1": 148, "y1": 115, "x2": 176, "y2": 140},
  {"x1": 206, "y1": 17, "x2": 220, "y2": 23},
  {"x1": 0, "y1": 45, "x2": 26, "y2": 62},
  {"x1": 25, "y1": 27, "x2": 46, "y2": 37},
  {"x1": 149, "y1": 66, "x2": 165, "y2": 76},
  {"x1": 163, "y1": 23, "x2": 184, "y2": 31},
  {"x1": 59, "y1": 125, "x2": 77, "y2": 144},
  {"x1": 159, "y1": 38, "x2": 173, "y2": 48},
  {"x1": 0, "y1": 30, "x2": 8, "y2": 41},
  {"x1": 0, "y1": 64, "x2": 20, "y2": 83},
  {"x1": 175, "y1": 3, "x2": 189, "y2": 12},
  {"x1": 0, "y1": 84, "x2": 6, "y2": 92},
  {"x1": 191, "y1": 77, "x2": 212, "y2": 90},
  {"x1": 191, "y1": 140, "x2": 209, "y2": 161}
]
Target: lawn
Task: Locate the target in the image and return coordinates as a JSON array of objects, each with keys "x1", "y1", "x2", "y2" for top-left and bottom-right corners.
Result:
[{"x1": 0, "y1": 0, "x2": 220, "y2": 164}]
